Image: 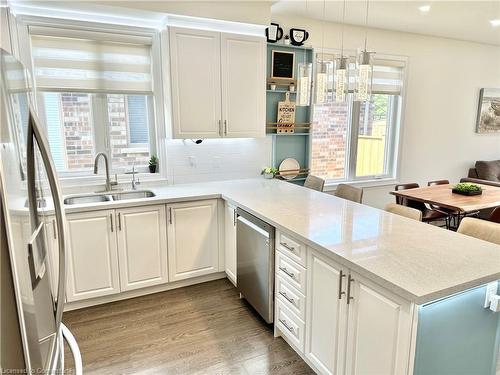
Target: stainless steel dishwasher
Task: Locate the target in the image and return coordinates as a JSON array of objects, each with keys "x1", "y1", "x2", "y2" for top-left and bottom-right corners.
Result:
[{"x1": 236, "y1": 208, "x2": 275, "y2": 324}]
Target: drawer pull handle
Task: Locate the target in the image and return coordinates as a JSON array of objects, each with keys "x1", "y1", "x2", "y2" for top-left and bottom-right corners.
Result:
[
  {"x1": 279, "y1": 267, "x2": 295, "y2": 279},
  {"x1": 279, "y1": 319, "x2": 295, "y2": 334},
  {"x1": 279, "y1": 291, "x2": 295, "y2": 305},
  {"x1": 280, "y1": 242, "x2": 295, "y2": 253}
]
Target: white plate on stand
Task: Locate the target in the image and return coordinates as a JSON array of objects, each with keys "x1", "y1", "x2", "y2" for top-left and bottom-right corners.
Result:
[{"x1": 279, "y1": 158, "x2": 300, "y2": 180}]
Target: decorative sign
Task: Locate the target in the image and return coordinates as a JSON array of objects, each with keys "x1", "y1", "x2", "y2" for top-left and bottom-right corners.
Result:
[
  {"x1": 271, "y1": 50, "x2": 295, "y2": 80},
  {"x1": 289, "y1": 28, "x2": 309, "y2": 46},
  {"x1": 266, "y1": 23, "x2": 283, "y2": 43},
  {"x1": 277, "y1": 92, "x2": 296, "y2": 134}
]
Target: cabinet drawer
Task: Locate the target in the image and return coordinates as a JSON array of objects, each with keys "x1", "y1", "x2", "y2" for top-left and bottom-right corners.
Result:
[
  {"x1": 276, "y1": 251, "x2": 306, "y2": 294},
  {"x1": 276, "y1": 275, "x2": 306, "y2": 321},
  {"x1": 277, "y1": 231, "x2": 306, "y2": 267},
  {"x1": 276, "y1": 299, "x2": 305, "y2": 352}
]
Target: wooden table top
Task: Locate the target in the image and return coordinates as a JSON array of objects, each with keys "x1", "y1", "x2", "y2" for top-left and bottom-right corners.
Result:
[{"x1": 390, "y1": 183, "x2": 500, "y2": 213}]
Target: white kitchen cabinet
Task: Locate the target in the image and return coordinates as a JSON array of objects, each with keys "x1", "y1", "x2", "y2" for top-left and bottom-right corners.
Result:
[
  {"x1": 169, "y1": 27, "x2": 265, "y2": 139},
  {"x1": 116, "y1": 205, "x2": 168, "y2": 291},
  {"x1": 224, "y1": 203, "x2": 237, "y2": 285},
  {"x1": 221, "y1": 33, "x2": 265, "y2": 138},
  {"x1": 167, "y1": 199, "x2": 219, "y2": 281},
  {"x1": 344, "y1": 271, "x2": 412, "y2": 375},
  {"x1": 305, "y1": 250, "x2": 347, "y2": 375},
  {"x1": 65, "y1": 210, "x2": 120, "y2": 302},
  {"x1": 169, "y1": 27, "x2": 222, "y2": 138}
]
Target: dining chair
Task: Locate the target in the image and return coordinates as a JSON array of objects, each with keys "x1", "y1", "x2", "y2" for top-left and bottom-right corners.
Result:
[
  {"x1": 427, "y1": 179, "x2": 458, "y2": 227},
  {"x1": 394, "y1": 183, "x2": 449, "y2": 228},
  {"x1": 335, "y1": 184, "x2": 363, "y2": 203},
  {"x1": 385, "y1": 203, "x2": 422, "y2": 221},
  {"x1": 304, "y1": 175, "x2": 325, "y2": 192},
  {"x1": 427, "y1": 179, "x2": 450, "y2": 186},
  {"x1": 457, "y1": 218, "x2": 500, "y2": 246},
  {"x1": 488, "y1": 207, "x2": 500, "y2": 224}
]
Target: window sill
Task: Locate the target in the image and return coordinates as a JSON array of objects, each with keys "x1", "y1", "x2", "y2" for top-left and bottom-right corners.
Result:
[{"x1": 323, "y1": 178, "x2": 399, "y2": 192}]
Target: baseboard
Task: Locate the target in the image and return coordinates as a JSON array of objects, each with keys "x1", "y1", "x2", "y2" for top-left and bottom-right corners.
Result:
[{"x1": 64, "y1": 272, "x2": 227, "y2": 311}]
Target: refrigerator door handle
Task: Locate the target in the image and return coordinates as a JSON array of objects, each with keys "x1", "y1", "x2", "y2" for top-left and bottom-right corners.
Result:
[
  {"x1": 27, "y1": 108, "x2": 68, "y2": 334},
  {"x1": 61, "y1": 323, "x2": 83, "y2": 375}
]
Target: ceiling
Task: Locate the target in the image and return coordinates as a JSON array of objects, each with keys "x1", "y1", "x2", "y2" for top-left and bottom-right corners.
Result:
[{"x1": 272, "y1": 1, "x2": 500, "y2": 46}]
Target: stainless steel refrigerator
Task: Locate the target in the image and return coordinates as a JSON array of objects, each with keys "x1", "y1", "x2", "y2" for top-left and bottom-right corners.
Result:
[{"x1": 0, "y1": 48, "x2": 82, "y2": 374}]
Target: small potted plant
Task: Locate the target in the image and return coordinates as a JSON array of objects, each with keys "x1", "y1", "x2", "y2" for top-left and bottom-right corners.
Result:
[
  {"x1": 148, "y1": 155, "x2": 158, "y2": 173},
  {"x1": 284, "y1": 35, "x2": 290, "y2": 45},
  {"x1": 452, "y1": 182, "x2": 483, "y2": 196},
  {"x1": 261, "y1": 167, "x2": 278, "y2": 179}
]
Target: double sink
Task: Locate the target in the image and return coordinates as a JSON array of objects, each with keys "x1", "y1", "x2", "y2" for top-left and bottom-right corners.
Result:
[{"x1": 64, "y1": 190, "x2": 155, "y2": 205}]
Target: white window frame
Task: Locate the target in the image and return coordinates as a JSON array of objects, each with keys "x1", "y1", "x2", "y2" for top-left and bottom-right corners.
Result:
[
  {"x1": 15, "y1": 15, "x2": 168, "y2": 186},
  {"x1": 309, "y1": 49, "x2": 408, "y2": 191}
]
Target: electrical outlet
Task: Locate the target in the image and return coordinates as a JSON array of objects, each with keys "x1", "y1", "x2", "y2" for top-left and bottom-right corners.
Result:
[
  {"x1": 484, "y1": 281, "x2": 498, "y2": 308},
  {"x1": 188, "y1": 156, "x2": 197, "y2": 167}
]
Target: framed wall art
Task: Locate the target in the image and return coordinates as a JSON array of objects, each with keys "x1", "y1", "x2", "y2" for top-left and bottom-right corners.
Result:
[{"x1": 476, "y1": 88, "x2": 500, "y2": 133}]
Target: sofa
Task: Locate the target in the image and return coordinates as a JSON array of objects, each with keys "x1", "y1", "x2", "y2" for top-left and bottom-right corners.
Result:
[{"x1": 460, "y1": 160, "x2": 500, "y2": 188}]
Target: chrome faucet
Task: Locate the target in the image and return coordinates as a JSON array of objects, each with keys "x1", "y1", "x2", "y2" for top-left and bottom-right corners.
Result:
[
  {"x1": 93, "y1": 152, "x2": 117, "y2": 192},
  {"x1": 131, "y1": 162, "x2": 140, "y2": 190}
]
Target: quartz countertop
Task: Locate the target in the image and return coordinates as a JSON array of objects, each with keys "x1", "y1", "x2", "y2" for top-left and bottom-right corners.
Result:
[{"x1": 63, "y1": 178, "x2": 500, "y2": 304}]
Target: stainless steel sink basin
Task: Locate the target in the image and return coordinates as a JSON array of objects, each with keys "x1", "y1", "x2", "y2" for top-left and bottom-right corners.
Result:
[
  {"x1": 111, "y1": 190, "x2": 156, "y2": 201},
  {"x1": 64, "y1": 194, "x2": 111, "y2": 205}
]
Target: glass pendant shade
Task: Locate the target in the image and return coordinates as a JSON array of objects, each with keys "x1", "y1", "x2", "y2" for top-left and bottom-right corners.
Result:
[
  {"x1": 354, "y1": 50, "x2": 373, "y2": 102},
  {"x1": 314, "y1": 59, "x2": 333, "y2": 104},
  {"x1": 297, "y1": 62, "x2": 312, "y2": 106},
  {"x1": 333, "y1": 56, "x2": 349, "y2": 102}
]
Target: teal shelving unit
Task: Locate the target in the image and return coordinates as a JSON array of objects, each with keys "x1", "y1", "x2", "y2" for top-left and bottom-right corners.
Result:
[{"x1": 266, "y1": 43, "x2": 313, "y2": 185}]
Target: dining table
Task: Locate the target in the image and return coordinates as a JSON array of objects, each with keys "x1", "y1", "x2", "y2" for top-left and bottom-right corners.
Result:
[{"x1": 389, "y1": 183, "x2": 500, "y2": 226}]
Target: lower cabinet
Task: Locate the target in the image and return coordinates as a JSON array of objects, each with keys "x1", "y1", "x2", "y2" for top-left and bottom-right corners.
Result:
[
  {"x1": 224, "y1": 203, "x2": 237, "y2": 285},
  {"x1": 116, "y1": 205, "x2": 168, "y2": 291},
  {"x1": 66, "y1": 210, "x2": 120, "y2": 302},
  {"x1": 344, "y1": 271, "x2": 413, "y2": 375},
  {"x1": 305, "y1": 251, "x2": 346, "y2": 375},
  {"x1": 167, "y1": 199, "x2": 219, "y2": 281},
  {"x1": 66, "y1": 205, "x2": 168, "y2": 301},
  {"x1": 278, "y1": 246, "x2": 414, "y2": 375}
]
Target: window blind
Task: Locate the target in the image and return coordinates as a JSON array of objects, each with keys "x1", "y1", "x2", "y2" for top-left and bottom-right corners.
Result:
[{"x1": 30, "y1": 27, "x2": 153, "y2": 94}]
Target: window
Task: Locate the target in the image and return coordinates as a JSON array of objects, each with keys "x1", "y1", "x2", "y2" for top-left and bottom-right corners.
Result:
[
  {"x1": 311, "y1": 56, "x2": 404, "y2": 184},
  {"x1": 29, "y1": 26, "x2": 157, "y2": 176}
]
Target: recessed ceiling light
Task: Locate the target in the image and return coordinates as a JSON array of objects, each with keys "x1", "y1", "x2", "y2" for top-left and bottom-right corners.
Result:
[
  {"x1": 418, "y1": 5, "x2": 431, "y2": 13},
  {"x1": 490, "y1": 19, "x2": 500, "y2": 27}
]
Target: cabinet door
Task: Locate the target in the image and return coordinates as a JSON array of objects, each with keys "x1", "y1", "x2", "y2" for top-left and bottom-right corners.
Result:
[
  {"x1": 116, "y1": 205, "x2": 168, "y2": 291},
  {"x1": 221, "y1": 33, "x2": 266, "y2": 138},
  {"x1": 344, "y1": 272, "x2": 413, "y2": 375},
  {"x1": 66, "y1": 210, "x2": 120, "y2": 302},
  {"x1": 167, "y1": 199, "x2": 219, "y2": 281},
  {"x1": 305, "y1": 249, "x2": 347, "y2": 375},
  {"x1": 169, "y1": 27, "x2": 222, "y2": 138},
  {"x1": 224, "y1": 203, "x2": 237, "y2": 285}
]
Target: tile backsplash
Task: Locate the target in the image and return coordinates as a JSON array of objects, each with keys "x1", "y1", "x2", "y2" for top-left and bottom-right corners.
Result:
[{"x1": 165, "y1": 138, "x2": 272, "y2": 184}]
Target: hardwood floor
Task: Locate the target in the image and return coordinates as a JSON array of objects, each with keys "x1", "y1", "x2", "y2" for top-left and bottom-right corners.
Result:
[{"x1": 63, "y1": 279, "x2": 313, "y2": 375}]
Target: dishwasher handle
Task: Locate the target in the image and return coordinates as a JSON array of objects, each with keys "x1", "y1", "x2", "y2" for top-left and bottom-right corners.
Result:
[{"x1": 237, "y1": 216, "x2": 270, "y2": 239}]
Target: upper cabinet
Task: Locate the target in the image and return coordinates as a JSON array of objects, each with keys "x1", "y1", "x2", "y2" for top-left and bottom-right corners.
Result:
[
  {"x1": 221, "y1": 33, "x2": 266, "y2": 138},
  {"x1": 169, "y1": 27, "x2": 265, "y2": 139}
]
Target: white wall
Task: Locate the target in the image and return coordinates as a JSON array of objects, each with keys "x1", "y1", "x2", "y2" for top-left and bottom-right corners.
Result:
[
  {"x1": 272, "y1": 13, "x2": 500, "y2": 208},
  {"x1": 165, "y1": 138, "x2": 272, "y2": 184}
]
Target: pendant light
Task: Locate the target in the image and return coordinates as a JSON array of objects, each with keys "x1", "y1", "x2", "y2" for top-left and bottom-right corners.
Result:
[
  {"x1": 296, "y1": 0, "x2": 312, "y2": 106},
  {"x1": 354, "y1": 0, "x2": 374, "y2": 102},
  {"x1": 333, "y1": 0, "x2": 349, "y2": 102},
  {"x1": 314, "y1": 0, "x2": 334, "y2": 104}
]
